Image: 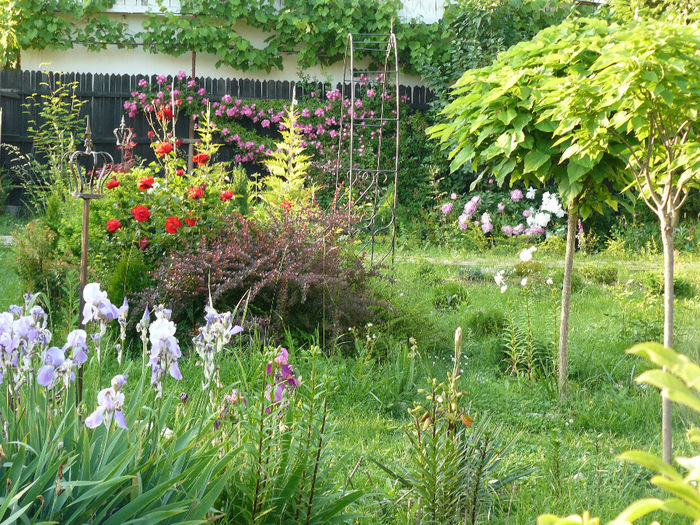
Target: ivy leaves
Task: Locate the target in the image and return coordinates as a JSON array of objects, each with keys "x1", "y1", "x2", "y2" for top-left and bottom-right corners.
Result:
[{"x1": 10, "y1": 0, "x2": 420, "y2": 73}]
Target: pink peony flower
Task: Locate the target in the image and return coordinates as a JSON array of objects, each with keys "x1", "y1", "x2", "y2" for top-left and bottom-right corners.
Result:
[
  {"x1": 464, "y1": 201, "x2": 477, "y2": 218},
  {"x1": 441, "y1": 202, "x2": 453, "y2": 215}
]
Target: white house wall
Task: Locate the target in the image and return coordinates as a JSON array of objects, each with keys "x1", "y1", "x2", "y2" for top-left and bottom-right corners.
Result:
[{"x1": 21, "y1": 1, "x2": 443, "y2": 85}]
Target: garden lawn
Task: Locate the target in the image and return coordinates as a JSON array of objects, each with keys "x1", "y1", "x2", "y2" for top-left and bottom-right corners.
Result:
[{"x1": 1, "y1": 226, "x2": 698, "y2": 523}]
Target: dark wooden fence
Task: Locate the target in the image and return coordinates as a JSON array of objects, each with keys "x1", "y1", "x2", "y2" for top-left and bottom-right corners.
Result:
[{"x1": 0, "y1": 70, "x2": 433, "y2": 203}]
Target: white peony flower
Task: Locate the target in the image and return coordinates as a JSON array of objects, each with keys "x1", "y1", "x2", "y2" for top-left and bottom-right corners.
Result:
[
  {"x1": 534, "y1": 212, "x2": 551, "y2": 228},
  {"x1": 519, "y1": 247, "x2": 537, "y2": 262}
]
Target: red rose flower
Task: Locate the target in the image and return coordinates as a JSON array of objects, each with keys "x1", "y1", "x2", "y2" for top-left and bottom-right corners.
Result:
[
  {"x1": 187, "y1": 185, "x2": 205, "y2": 199},
  {"x1": 139, "y1": 237, "x2": 150, "y2": 251},
  {"x1": 192, "y1": 152, "x2": 210, "y2": 166},
  {"x1": 175, "y1": 139, "x2": 183, "y2": 147},
  {"x1": 106, "y1": 219, "x2": 122, "y2": 233},
  {"x1": 165, "y1": 216, "x2": 183, "y2": 234},
  {"x1": 131, "y1": 205, "x2": 151, "y2": 222},
  {"x1": 184, "y1": 217, "x2": 198, "y2": 227},
  {"x1": 156, "y1": 107, "x2": 173, "y2": 121},
  {"x1": 175, "y1": 168, "x2": 185, "y2": 176},
  {"x1": 220, "y1": 190, "x2": 234, "y2": 202},
  {"x1": 155, "y1": 141, "x2": 174, "y2": 156},
  {"x1": 137, "y1": 176, "x2": 154, "y2": 190},
  {"x1": 106, "y1": 178, "x2": 120, "y2": 190},
  {"x1": 147, "y1": 131, "x2": 155, "y2": 138}
]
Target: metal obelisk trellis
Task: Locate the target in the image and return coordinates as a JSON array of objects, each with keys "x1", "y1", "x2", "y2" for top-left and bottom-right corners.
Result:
[{"x1": 334, "y1": 29, "x2": 400, "y2": 266}]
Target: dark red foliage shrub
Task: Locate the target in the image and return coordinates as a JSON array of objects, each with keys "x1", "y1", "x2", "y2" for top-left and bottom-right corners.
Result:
[{"x1": 139, "y1": 208, "x2": 386, "y2": 337}]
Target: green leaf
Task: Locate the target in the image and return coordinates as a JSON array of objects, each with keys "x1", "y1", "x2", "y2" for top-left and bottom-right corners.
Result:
[
  {"x1": 524, "y1": 149, "x2": 550, "y2": 173},
  {"x1": 567, "y1": 160, "x2": 589, "y2": 183},
  {"x1": 614, "y1": 498, "x2": 664, "y2": 522},
  {"x1": 650, "y1": 476, "x2": 700, "y2": 515},
  {"x1": 449, "y1": 145, "x2": 475, "y2": 173},
  {"x1": 498, "y1": 108, "x2": 517, "y2": 125},
  {"x1": 618, "y1": 450, "x2": 682, "y2": 481},
  {"x1": 560, "y1": 144, "x2": 580, "y2": 162}
]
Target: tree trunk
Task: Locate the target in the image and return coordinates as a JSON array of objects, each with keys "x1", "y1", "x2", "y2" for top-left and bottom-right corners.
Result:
[
  {"x1": 558, "y1": 201, "x2": 578, "y2": 396},
  {"x1": 660, "y1": 212, "x2": 675, "y2": 464}
]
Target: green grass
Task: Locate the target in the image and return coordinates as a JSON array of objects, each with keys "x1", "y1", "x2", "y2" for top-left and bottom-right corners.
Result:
[
  {"x1": 0, "y1": 248, "x2": 22, "y2": 311},
  {"x1": 1, "y1": 216, "x2": 698, "y2": 524}
]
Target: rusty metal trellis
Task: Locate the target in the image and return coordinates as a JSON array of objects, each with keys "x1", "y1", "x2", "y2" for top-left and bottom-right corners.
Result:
[{"x1": 334, "y1": 29, "x2": 400, "y2": 266}]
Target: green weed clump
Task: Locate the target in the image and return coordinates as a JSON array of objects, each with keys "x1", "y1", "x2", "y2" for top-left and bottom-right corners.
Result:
[
  {"x1": 579, "y1": 263, "x2": 618, "y2": 285},
  {"x1": 552, "y1": 267, "x2": 584, "y2": 293},
  {"x1": 433, "y1": 280, "x2": 469, "y2": 310},
  {"x1": 459, "y1": 265, "x2": 492, "y2": 283},
  {"x1": 640, "y1": 270, "x2": 695, "y2": 299},
  {"x1": 416, "y1": 260, "x2": 443, "y2": 285},
  {"x1": 537, "y1": 235, "x2": 567, "y2": 256},
  {"x1": 466, "y1": 308, "x2": 506, "y2": 339},
  {"x1": 514, "y1": 260, "x2": 544, "y2": 277},
  {"x1": 13, "y1": 219, "x2": 79, "y2": 323},
  {"x1": 106, "y1": 249, "x2": 152, "y2": 307}
]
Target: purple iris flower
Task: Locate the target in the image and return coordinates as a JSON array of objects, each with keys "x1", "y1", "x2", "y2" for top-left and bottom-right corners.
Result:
[
  {"x1": 148, "y1": 316, "x2": 182, "y2": 396},
  {"x1": 37, "y1": 346, "x2": 74, "y2": 387},
  {"x1": 63, "y1": 329, "x2": 89, "y2": 364},
  {"x1": 8, "y1": 305, "x2": 23, "y2": 317},
  {"x1": 85, "y1": 375, "x2": 128, "y2": 430}
]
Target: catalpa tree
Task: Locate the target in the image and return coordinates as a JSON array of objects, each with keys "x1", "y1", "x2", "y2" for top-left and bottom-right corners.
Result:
[
  {"x1": 428, "y1": 17, "x2": 628, "y2": 395},
  {"x1": 546, "y1": 18, "x2": 700, "y2": 462}
]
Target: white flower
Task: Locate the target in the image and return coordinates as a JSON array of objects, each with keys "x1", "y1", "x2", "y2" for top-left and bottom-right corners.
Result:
[
  {"x1": 149, "y1": 317, "x2": 177, "y2": 344},
  {"x1": 521, "y1": 278, "x2": 528, "y2": 287},
  {"x1": 519, "y1": 247, "x2": 537, "y2": 262},
  {"x1": 526, "y1": 187, "x2": 537, "y2": 199},
  {"x1": 541, "y1": 192, "x2": 566, "y2": 218},
  {"x1": 494, "y1": 270, "x2": 505, "y2": 287},
  {"x1": 148, "y1": 316, "x2": 182, "y2": 397},
  {"x1": 546, "y1": 278, "x2": 554, "y2": 285},
  {"x1": 534, "y1": 212, "x2": 551, "y2": 228},
  {"x1": 83, "y1": 283, "x2": 108, "y2": 306},
  {"x1": 82, "y1": 283, "x2": 118, "y2": 325},
  {"x1": 494, "y1": 270, "x2": 507, "y2": 293}
]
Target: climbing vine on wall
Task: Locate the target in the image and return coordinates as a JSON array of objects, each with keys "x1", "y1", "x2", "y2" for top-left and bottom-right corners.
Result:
[{"x1": 8, "y1": 0, "x2": 438, "y2": 73}]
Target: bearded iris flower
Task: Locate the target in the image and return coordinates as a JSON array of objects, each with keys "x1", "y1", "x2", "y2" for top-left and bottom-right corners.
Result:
[
  {"x1": 64, "y1": 329, "x2": 89, "y2": 364},
  {"x1": 85, "y1": 375, "x2": 128, "y2": 430},
  {"x1": 148, "y1": 310, "x2": 182, "y2": 397},
  {"x1": 37, "y1": 346, "x2": 75, "y2": 389},
  {"x1": 82, "y1": 283, "x2": 119, "y2": 325}
]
